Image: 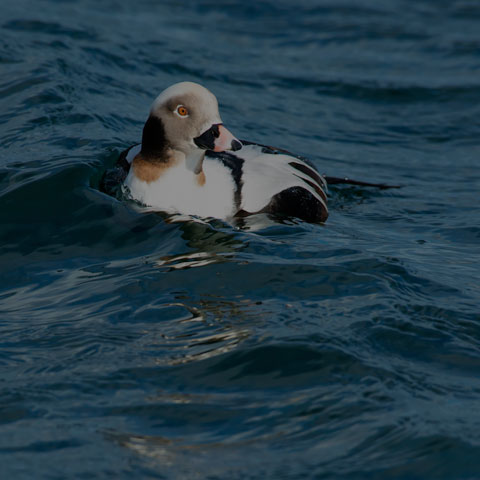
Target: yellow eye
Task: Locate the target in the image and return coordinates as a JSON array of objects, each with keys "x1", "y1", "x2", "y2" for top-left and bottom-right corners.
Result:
[{"x1": 176, "y1": 105, "x2": 188, "y2": 117}]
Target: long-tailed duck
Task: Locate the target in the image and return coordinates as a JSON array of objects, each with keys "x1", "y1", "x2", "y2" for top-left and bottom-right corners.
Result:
[{"x1": 101, "y1": 82, "x2": 396, "y2": 223}]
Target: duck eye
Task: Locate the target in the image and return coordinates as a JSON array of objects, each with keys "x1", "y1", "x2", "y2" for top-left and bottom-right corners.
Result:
[{"x1": 175, "y1": 105, "x2": 189, "y2": 117}]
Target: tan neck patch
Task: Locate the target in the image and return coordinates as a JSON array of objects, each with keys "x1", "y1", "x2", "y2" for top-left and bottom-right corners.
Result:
[
  {"x1": 195, "y1": 170, "x2": 206, "y2": 186},
  {"x1": 132, "y1": 153, "x2": 178, "y2": 183}
]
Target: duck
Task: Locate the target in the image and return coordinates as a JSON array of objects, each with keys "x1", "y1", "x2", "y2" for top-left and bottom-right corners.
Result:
[
  {"x1": 101, "y1": 81, "x2": 329, "y2": 223},
  {"x1": 100, "y1": 82, "x2": 399, "y2": 224}
]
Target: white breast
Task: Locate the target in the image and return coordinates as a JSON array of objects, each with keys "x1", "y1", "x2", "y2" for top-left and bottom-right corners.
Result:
[{"x1": 124, "y1": 155, "x2": 237, "y2": 220}]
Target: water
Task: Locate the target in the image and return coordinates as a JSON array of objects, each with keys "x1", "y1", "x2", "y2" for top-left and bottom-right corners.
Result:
[{"x1": 1, "y1": 0, "x2": 480, "y2": 478}]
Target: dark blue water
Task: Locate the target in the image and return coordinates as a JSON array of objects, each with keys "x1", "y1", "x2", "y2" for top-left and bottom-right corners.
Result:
[{"x1": 1, "y1": 0, "x2": 480, "y2": 478}]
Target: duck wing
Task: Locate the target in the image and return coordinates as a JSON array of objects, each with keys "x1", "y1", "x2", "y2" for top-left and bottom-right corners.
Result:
[{"x1": 99, "y1": 144, "x2": 140, "y2": 196}]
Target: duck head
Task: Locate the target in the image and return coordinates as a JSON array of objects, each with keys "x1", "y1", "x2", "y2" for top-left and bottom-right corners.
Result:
[{"x1": 141, "y1": 82, "x2": 242, "y2": 172}]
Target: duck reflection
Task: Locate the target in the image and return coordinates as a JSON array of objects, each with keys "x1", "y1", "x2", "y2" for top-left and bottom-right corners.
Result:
[
  {"x1": 125, "y1": 213, "x2": 274, "y2": 363},
  {"x1": 151, "y1": 294, "x2": 262, "y2": 367},
  {"x1": 155, "y1": 215, "x2": 246, "y2": 270}
]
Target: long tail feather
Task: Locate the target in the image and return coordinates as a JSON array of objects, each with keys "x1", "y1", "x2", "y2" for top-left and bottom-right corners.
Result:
[{"x1": 322, "y1": 176, "x2": 401, "y2": 189}]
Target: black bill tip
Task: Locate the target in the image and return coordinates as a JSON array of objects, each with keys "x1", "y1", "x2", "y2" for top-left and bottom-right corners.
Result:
[{"x1": 231, "y1": 139, "x2": 242, "y2": 152}]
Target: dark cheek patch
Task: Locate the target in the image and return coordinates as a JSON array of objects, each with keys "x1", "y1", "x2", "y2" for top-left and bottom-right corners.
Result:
[{"x1": 141, "y1": 116, "x2": 168, "y2": 158}]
